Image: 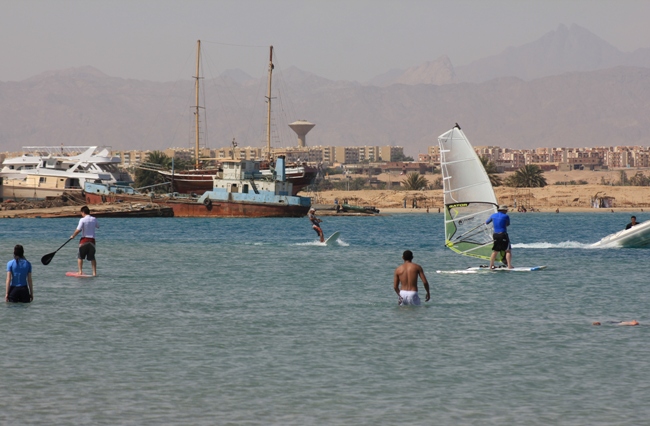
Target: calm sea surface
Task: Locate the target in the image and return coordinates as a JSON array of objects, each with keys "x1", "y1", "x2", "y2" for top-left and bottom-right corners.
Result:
[{"x1": 1, "y1": 212, "x2": 648, "y2": 425}]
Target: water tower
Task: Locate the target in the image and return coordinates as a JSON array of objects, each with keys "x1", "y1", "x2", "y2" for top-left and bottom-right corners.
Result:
[{"x1": 289, "y1": 120, "x2": 315, "y2": 148}]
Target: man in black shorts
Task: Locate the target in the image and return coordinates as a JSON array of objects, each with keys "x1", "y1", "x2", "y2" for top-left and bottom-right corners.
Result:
[
  {"x1": 70, "y1": 206, "x2": 100, "y2": 276},
  {"x1": 485, "y1": 204, "x2": 513, "y2": 269}
]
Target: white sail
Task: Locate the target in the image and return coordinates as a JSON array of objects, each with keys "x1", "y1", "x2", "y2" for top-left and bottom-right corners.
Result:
[{"x1": 438, "y1": 125, "x2": 499, "y2": 260}]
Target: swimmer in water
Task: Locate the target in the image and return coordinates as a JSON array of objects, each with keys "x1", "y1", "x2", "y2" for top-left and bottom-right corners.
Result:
[{"x1": 592, "y1": 320, "x2": 639, "y2": 326}]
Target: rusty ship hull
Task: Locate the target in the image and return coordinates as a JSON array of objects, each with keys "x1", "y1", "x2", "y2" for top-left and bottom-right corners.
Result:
[{"x1": 83, "y1": 191, "x2": 309, "y2": 218}]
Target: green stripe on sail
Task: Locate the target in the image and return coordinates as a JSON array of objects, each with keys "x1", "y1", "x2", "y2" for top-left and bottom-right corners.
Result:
[{"x1": 446, "y1": 240, "x2": 493, "y2": 260}]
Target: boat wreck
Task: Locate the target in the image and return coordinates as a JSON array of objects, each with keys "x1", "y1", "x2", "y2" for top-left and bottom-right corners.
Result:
[
  {"x1": 0, "y1": 146, "x2": 132, "y2": 201},
  {"x1": 84, "y1": 156, "x2": 311, "y2": 218}
]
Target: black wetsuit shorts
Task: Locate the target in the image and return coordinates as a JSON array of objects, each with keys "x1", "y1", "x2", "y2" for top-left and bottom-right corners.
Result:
[
  {"x1": 7, "y1": 286, "x2": 31, "y2": 303},
  {"x1": 492, "y1": 232, "x2": 511, "y2": 252}
]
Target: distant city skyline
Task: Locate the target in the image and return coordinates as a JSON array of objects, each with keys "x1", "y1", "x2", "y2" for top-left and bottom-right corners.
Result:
[
  {"x1": 4, "y1": 142, "x2": 650, "y2": 172},
  {"x1": 2, "y1": 0, "x2": 650, "y2": 83}
]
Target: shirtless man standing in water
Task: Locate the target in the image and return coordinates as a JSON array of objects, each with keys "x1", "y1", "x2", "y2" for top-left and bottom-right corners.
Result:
[{"x1": 393, "y1": 250, "x2": 430, "y2": 306}]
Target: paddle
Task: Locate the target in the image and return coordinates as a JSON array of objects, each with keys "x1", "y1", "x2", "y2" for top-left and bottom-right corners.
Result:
[{"x1": 41, "y1": 238, "x2": 73, "y2": 265}]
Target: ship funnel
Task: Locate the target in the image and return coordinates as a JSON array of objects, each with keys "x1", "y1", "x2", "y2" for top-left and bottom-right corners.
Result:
[
  {"x1": 288, "y1": 120, "x2": 315, "y2": 148},
  {"x1": 276, "y1": 155, "x2": 286, "y2": 182}
]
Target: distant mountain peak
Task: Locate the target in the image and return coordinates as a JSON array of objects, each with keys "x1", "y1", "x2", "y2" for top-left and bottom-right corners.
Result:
[
  {"x1": 455, "y1": 22, "x2": 626, "y2": 83},
  {"x1": 395, "y1": 55, "x2": 456, "y2": 86},
  {"x1": 369, "y1": 55, "x2": 456, "y2": 87},
  {"x1": 220, "y1": 68, "x2": 255, "y2": 84},
  {"x1": 29, "y1": 66, "x2": 109, "y2": 81}
]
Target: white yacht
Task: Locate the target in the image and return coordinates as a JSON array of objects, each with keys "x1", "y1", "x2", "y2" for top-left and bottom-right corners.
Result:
[{"x1": 1, "y1": 146, "x2": 132, "y2": 200}]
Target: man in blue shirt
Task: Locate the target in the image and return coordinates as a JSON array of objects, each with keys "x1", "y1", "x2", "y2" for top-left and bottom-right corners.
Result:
[{"x1": 485, "y1": 204, "x2": 513, "y2": 269}]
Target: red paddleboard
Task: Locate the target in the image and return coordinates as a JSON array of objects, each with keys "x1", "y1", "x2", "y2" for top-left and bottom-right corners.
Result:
[{"x1": 66, "y1": 272, "x2": 94, "y2": 278}]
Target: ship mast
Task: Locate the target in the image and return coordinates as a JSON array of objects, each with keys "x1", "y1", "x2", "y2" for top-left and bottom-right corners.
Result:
[
  {"x1": 194, "y1": 40, "x2": 202, "y2": 170},
  {"x1": 265, "y1": 45, "x2": 274, "y2": 161}
]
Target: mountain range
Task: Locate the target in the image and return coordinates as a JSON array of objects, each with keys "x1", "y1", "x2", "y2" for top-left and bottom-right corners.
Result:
[{"x1": 1, "y1": 23, "x2": 649, "y2": 156}]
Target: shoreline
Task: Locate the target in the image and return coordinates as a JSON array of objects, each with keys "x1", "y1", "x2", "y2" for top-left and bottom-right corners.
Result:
[
  {"x1": 306, "y1": 184, "x2": 650, "y2": 215},
  {"x1": 317, "y1": 206, "x2": 645, "y2": 215},
  {"x1": 3, "y1": 183, "x2": 649, "y2": 218}
]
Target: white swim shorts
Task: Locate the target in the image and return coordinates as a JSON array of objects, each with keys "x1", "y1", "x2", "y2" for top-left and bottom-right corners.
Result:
[{"x1": 399, "y1": 290, "x2": 421, "y2": 306}]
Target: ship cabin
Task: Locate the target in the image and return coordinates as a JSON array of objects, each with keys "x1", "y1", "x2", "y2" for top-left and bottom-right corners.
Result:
[
  {"x1": 213, "y1": 157, "x2": 294, "y2": 196},
  {"x1": 4, "y1": 174, "x2": 81, "y2": 190}
]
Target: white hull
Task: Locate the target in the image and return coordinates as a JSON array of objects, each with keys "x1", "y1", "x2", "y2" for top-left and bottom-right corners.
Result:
[
  {"x1": 1, "y1": 182, "x2": 82, "y2": 200},
  {"x1": 1, "y1": 146, "x2": 131, "y2": 201},
  {"x1": 1, "y1": 146, "x2": 132, "y2": 198},
  {"x1": 590, "y1": 221, "x2": 650, "y2": 248}
]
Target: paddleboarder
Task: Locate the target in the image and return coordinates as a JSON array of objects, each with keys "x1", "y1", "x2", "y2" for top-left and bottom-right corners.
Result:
[
  {"x1": 5, "y1": 244, "x2": 33, "y2": 303},
  {"x1": 70, "y1": 206, "x2": 99, "y2": 276}
]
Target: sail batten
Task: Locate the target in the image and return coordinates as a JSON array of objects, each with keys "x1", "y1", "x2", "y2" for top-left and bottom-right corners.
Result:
[
  {"x1": 438, "y1": 126, "x2": 499, "y2": 261},
  {"x1": 444, "y1": 180, "x2": 491, "y2": 195},
  {"x1": 442, "y1": 157, "x2": 477, "y2": 166}
]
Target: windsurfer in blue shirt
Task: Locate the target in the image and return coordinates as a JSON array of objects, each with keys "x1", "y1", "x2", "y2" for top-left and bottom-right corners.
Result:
[{"x1": 485, "y1": 204, "x2": 513, "y2": 269}]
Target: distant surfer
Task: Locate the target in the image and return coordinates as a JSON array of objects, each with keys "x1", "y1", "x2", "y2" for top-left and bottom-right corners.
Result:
[
  {"x1": 393, "y1": 250, "x2": 430, "y2": 306},
  {"x1": 70, "y1": 206, "x2": 99, "y2": 276},
  {"x1": 485, "y1": 204, "x2": 513, "y2": 269},
  {"x1": 625, "y1": 216, "x2": 640, "y2": 230},
  {"x1": 308, "y1": 207, "x2": 324, "y2": 243},
  {"x1": 5, "y1": 244, "x2": 33, "y2": 303}
]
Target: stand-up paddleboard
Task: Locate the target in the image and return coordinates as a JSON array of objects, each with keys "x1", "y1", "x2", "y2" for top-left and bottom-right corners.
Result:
[
  {"x1": 66, "y1": 272, "x2": 94, "y2": 278},
  {"x1": 437, "y1": 265, "x2": 547, "y2": 274},
  {"x1": 325, "y1": 231, "x2": 341, "y2": 245}
]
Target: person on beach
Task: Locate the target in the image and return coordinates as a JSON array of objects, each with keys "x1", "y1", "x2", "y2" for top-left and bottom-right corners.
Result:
[
  {"x1": 70, "y1": 206, "x2": 99, "y2": 276},
  {"x1": 393, "y1": 250, "x2": 430, "y2": 306},
  {"x1": 6, "y1": 244, "x2": 33, "y2": 303},
  {"x1": 308, "y1": 207, "x2": 324, "y2": 242},
  {"x1": 592, "y1": 320, "x2": 639, "y2": 326},
  {"x1": 485, "y1": 204, "x2": 513, "y2": 269},
  {"x1": 625, "y1": 216, "x2": 640, "y2": 230}
]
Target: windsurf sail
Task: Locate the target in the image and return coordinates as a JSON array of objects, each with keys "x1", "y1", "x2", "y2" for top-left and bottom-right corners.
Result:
[{"x1": 438, "y1": 124, "x2": 501, "y2": 261}]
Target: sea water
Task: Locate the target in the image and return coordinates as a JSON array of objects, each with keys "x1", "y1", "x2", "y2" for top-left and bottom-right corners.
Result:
[{"x1": 1, "y1": 212, "x2": 648, "y2": 425}]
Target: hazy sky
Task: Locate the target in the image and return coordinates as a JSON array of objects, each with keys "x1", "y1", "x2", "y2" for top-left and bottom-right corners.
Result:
[{"x1": 3, "y1": 0, "x2": 650, "y2": 83}]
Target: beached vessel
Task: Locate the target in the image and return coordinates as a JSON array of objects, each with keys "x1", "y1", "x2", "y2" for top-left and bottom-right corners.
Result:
[
  {"x1": 1, "y1": 146, "x2": 132, "y2": 200},
  {"x1": 341, "y1": 203, "x2": 380, "y2": 214},
  {"x1": 84, "y1": 155, "x2": 311, "y2": 218},
  {"x1": 151, "y1": 42, "x2": 316, "y2": 196}
]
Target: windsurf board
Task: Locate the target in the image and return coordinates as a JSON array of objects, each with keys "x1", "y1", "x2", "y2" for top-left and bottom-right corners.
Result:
[
  {"x1": 325, "y1": 231, "x2": 341, "y2": 245},
  {"x1": 437, "y1": 265, "x2": 547, "y2": 274}
]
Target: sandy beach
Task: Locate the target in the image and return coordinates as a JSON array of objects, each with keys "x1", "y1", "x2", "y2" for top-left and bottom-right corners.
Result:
[
  {"x1": 309, "y1": 169, "x2": 650, "y2": 214},
  {"x1": 2, "y1": 170, "x2": 649, "y2": 217}
]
